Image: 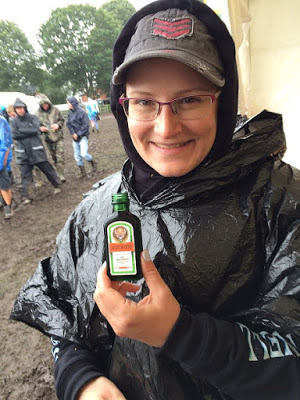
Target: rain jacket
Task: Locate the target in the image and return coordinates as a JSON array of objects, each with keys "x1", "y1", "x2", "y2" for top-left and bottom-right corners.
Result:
[
  {"x1": 10, "y1": 98, "x2": 48, "y2": 165},
  {"x1": 66, "y1": 96, "x2": 90, "y2": 139},
  {"x1": 0, "y1": 115, "x2": 12, "y2": 171},
  {"x1": 11, "y1": 1, "x2": 300, "y2": 399},
  {"x1": 35, "y1": 96, "x2": 65, "y2": 143}
]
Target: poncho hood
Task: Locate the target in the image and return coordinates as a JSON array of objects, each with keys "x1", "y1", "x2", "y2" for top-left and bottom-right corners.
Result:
[
  {"x1": 13, "y1": 97, "x2": 28, "y2": 113},
  {"x1": 39, "y1": 95, "x2": 52, "y2": 108},
  {"x1": 66, "y1": 96, "x2": 79, "y2": 111},
  {"x1": 110, "y1": 0, "x2": 238, "y2": 177}
]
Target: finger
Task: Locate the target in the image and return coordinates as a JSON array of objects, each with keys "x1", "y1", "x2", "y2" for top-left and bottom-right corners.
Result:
[
  {"x1": 97, "y1": 261, "x2": 112, "y2": 290},
  {"x1": 141, "y1": 250, "x2": 165, "y2": 291},
  {"x1": 95, "y1": 266, "x2": 135, "y2": 314},
  {"x1": 95, "y1": 286, "x2": 138, "y2": 333}
]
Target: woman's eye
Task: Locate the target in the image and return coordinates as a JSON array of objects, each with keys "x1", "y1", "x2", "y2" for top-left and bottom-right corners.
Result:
[
  {"x1": 136, "y1": 99, "x2": 155, "y2": 107},
  {"x1": 180, "y1": 96, "x2": 202, "y2": 105}
]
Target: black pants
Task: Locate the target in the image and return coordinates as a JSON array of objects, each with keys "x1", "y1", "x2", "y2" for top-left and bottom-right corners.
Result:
[{"x1": 20, "y1": 161, "x2": 61, "y2": 198}]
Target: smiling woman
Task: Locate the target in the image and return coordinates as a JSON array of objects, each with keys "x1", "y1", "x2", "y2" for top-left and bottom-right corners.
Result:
[{"x1": 124, "y1": 58, "x2": 220, "y2": 177}]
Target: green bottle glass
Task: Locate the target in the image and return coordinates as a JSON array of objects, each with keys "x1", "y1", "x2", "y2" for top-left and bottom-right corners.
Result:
[{"x1": 104, "y1": 193, "x2": 143, "y2": 281}]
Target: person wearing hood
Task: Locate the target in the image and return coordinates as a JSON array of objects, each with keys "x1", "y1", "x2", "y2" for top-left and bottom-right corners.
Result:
[
  {"x1": 66, "y1": 96, "x2": 98, "y2": 178},
  {"x1": 11, "y1": 1, "x2": 300, "y2": 399},
  {"x1": 0, "y1": 115, "x2": 13, "y2": 219},
  {"x1": 10, "y1": 98, "x2": 62, "y2": 204},
  {"x1": 0, "y1": 105, "x2": 9, "y2": 121},
  {"x1": 35, "y1": 95, "x2": 66, "y2": 182},
  {"x1": 82, "y1": 94, "x2": 100, "y2": 133}
]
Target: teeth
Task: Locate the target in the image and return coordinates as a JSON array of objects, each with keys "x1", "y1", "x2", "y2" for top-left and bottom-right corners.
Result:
[{"x1": 155, "y1": 143, "x2": 185, "y2": 149}]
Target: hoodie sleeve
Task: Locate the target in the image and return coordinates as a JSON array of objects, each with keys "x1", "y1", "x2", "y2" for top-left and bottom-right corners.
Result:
[
  {"x1": 10, "y1": 118, "x2": 24, "y2": 140},
  {"x1": 159, "y1": 309, "x2": 300, "y2": 400},
  {"x1": 51, "y1": 336, "x2": 104, "y2": 400}
]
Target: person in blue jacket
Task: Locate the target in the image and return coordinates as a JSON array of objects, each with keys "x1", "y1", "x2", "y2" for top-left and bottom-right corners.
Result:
[
  {"x1": 66, "y1": 96, "x2": 98, "y2": 178},
  {"x1": 11, "y1": 1, "x2": 300, "y2": 399},
  {"x1": 0, "y1": 115, "x2": 13, "y2": 219}
]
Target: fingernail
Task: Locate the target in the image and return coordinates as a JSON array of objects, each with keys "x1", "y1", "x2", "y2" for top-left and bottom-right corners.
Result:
[{"x1": 142, "y1": 249, "x2": 151, "y2": 262}]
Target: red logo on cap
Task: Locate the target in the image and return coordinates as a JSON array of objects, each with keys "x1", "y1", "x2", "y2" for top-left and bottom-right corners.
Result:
[{"x1": 152, "y1": 17, "x2": 193, "y2": 39}]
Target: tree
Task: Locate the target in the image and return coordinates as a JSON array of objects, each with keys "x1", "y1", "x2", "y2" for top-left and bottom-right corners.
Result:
[
  {"x1": 101, "y1": 0, "x2": 136, "y2": 27},
  {"x1": 38, "y1": 4, "x2": 98, "y2": 97},
  {"x1": 38, "y1": 0, "x2": 135, "y2": 98},
  {"x1": 89, "y1": 0, "x2": 136, "y2": 95},
  {"x1": 0, "y1": 21, "x2": 40, "y2": 93}
]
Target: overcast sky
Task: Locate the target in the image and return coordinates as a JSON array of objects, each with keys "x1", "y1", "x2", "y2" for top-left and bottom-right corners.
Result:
[{"x1": 1, "y1": 0, "x2": 154, "y2": 51}]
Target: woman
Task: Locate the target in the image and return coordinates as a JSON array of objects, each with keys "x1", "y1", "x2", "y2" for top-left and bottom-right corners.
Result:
[{"x1": 11, "y1": 1, "x2": 300, "y2": 399}]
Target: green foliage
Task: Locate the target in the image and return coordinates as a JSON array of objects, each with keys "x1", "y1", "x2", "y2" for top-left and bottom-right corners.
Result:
[
  {"x1": 38, "y1": 0, "x2": 135, "y2": 97},
  {"x1": 35, "y1": 70, "x2": 68, "y2": 104},
  {"x1": 0, "y1": 21, "x2": 40, "y2": 93},
  {"x1": 101, "y1": 0, "x2": 136, "y2": 27},
  {"x1": 90, "y1": 0, "x2": 136, "y2": 95},
  {"x1": 0, "y1": 0, "x2": 136, "y2": 99},
  {"x1": 39, "y1": 4, "x2": 98, "y2": 97}
]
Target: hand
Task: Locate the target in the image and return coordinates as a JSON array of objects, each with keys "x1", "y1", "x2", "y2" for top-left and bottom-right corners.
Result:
[
  {"x1": 40, "y1": 126, "x2": 48, "y2": 132},
  {"x1": 77, "y1": 376, "x2": 127, "y2": 400},
  {"x1": 94, "y1": 250, "x2": 180, "y2": 348},
  {"x1": 73, "y1": 133, "x2": 78, "y2": 140},
  {"x1": 51, "y1": 123, "x2": 59, "y2": 130}
]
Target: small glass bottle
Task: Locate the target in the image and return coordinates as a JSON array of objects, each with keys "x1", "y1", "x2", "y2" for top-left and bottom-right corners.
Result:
[{"x1": 104, "y1": 192, "x2": 143, "y2": 281}]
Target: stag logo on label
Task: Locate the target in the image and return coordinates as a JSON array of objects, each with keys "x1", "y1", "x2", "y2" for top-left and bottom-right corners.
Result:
[{"x1": 113, "y1": 226, "x2": 128, "y2": 243}]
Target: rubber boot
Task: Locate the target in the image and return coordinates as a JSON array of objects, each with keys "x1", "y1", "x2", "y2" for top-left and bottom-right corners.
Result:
[
  {"x1": 57, "y1": 169, "x2": 66, "y2": 182},
  {"x1": 89, "y1": 159, "x2": 98, "y2": 173},
  {"x1": 4, "y1": 204, "x2": 13, "y2": 219},
  {"x1": 78, "y1": 165, "x2": 87, "y2": 179}
]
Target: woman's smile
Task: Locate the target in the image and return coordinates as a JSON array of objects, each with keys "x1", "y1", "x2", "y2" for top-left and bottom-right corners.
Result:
[{"x1": 125, "y1": 58, "x2": 219, "y2": 177}]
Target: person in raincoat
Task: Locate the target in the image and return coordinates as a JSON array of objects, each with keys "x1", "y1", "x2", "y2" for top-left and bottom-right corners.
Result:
[
  {"x1": 82, "y1": 95, "x2": 100, "y2": 133},
  {"x1": 66, "y1": 96, "x2": 98, "y2": 179},
  {"x1": 11, "y1": 1, "x2": 300, "y2": 399},
  {"x1": 10, "y1": 98, "x2": 62, "y2": 203},
  {"x1": 35, "y1": 95, "x2": 66, "y2": 183},
  {"x1": 0, "y1": 115, "x2": 13, "y2": 219}
]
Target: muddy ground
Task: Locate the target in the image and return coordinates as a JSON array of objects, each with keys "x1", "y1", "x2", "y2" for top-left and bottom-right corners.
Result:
[{"x1": 0, "y1": 114, "x2": 126, "y2": 399}]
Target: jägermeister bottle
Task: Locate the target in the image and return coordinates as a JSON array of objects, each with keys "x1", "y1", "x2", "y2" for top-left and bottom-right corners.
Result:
[{"x1": 104, "y1": 193, "x2": 143, "y2": 281}]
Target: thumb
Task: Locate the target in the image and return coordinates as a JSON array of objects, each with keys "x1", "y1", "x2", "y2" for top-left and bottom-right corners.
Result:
[{"x1": 141, "y1": 250, "x2": 165, "y2": 291}]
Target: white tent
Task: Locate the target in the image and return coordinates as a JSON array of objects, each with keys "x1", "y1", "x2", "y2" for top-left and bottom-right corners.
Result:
[
  {"x1": 0, "y1": 92, "x2": 39, "y2": 114},
  {"x1": 206, "y1": 0, "x2": 300, "y2": 169}
]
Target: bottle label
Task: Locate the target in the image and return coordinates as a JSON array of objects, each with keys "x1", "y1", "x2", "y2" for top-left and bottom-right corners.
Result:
[{"x1": 107, "y1": 221, "x2": 137, "y2": 276}]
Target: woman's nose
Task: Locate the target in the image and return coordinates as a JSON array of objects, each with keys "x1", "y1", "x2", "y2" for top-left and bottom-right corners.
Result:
[{"x1": 154, "y1": 104, "x2": 181, "y2": 138}]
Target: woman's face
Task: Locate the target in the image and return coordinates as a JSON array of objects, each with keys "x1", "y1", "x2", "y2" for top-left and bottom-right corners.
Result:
[{"x1": 125, "y1": 58, "x2": 219, "y2": 177}]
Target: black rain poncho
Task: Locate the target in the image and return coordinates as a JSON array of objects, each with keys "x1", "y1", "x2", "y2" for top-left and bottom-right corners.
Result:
[{"x1": 11, "y1": 1, "x2": 300, "y2": 399}]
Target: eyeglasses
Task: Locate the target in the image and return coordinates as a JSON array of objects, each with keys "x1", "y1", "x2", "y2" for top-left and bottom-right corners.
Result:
[{"x1": 119, "y1": 91, "x2": 221, "y2": 121}]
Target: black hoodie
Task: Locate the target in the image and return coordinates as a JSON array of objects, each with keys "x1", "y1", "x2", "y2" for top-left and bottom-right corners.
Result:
[
  {"x1": 110, "y1": 0, "x2": 238, "y2": 202},
  {"x1": 10, "y1": 1, "x2": 300, "y2": 400}
]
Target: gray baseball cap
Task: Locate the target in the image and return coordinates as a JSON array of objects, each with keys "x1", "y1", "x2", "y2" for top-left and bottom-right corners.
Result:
[{"x1": 112, "y1": 8, "x2": 225, "y2": 87}]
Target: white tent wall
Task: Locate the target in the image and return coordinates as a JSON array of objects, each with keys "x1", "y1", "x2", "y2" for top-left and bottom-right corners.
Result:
[{"x1": 228, "y1": 0, "x2": 300, "y2": 169}]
